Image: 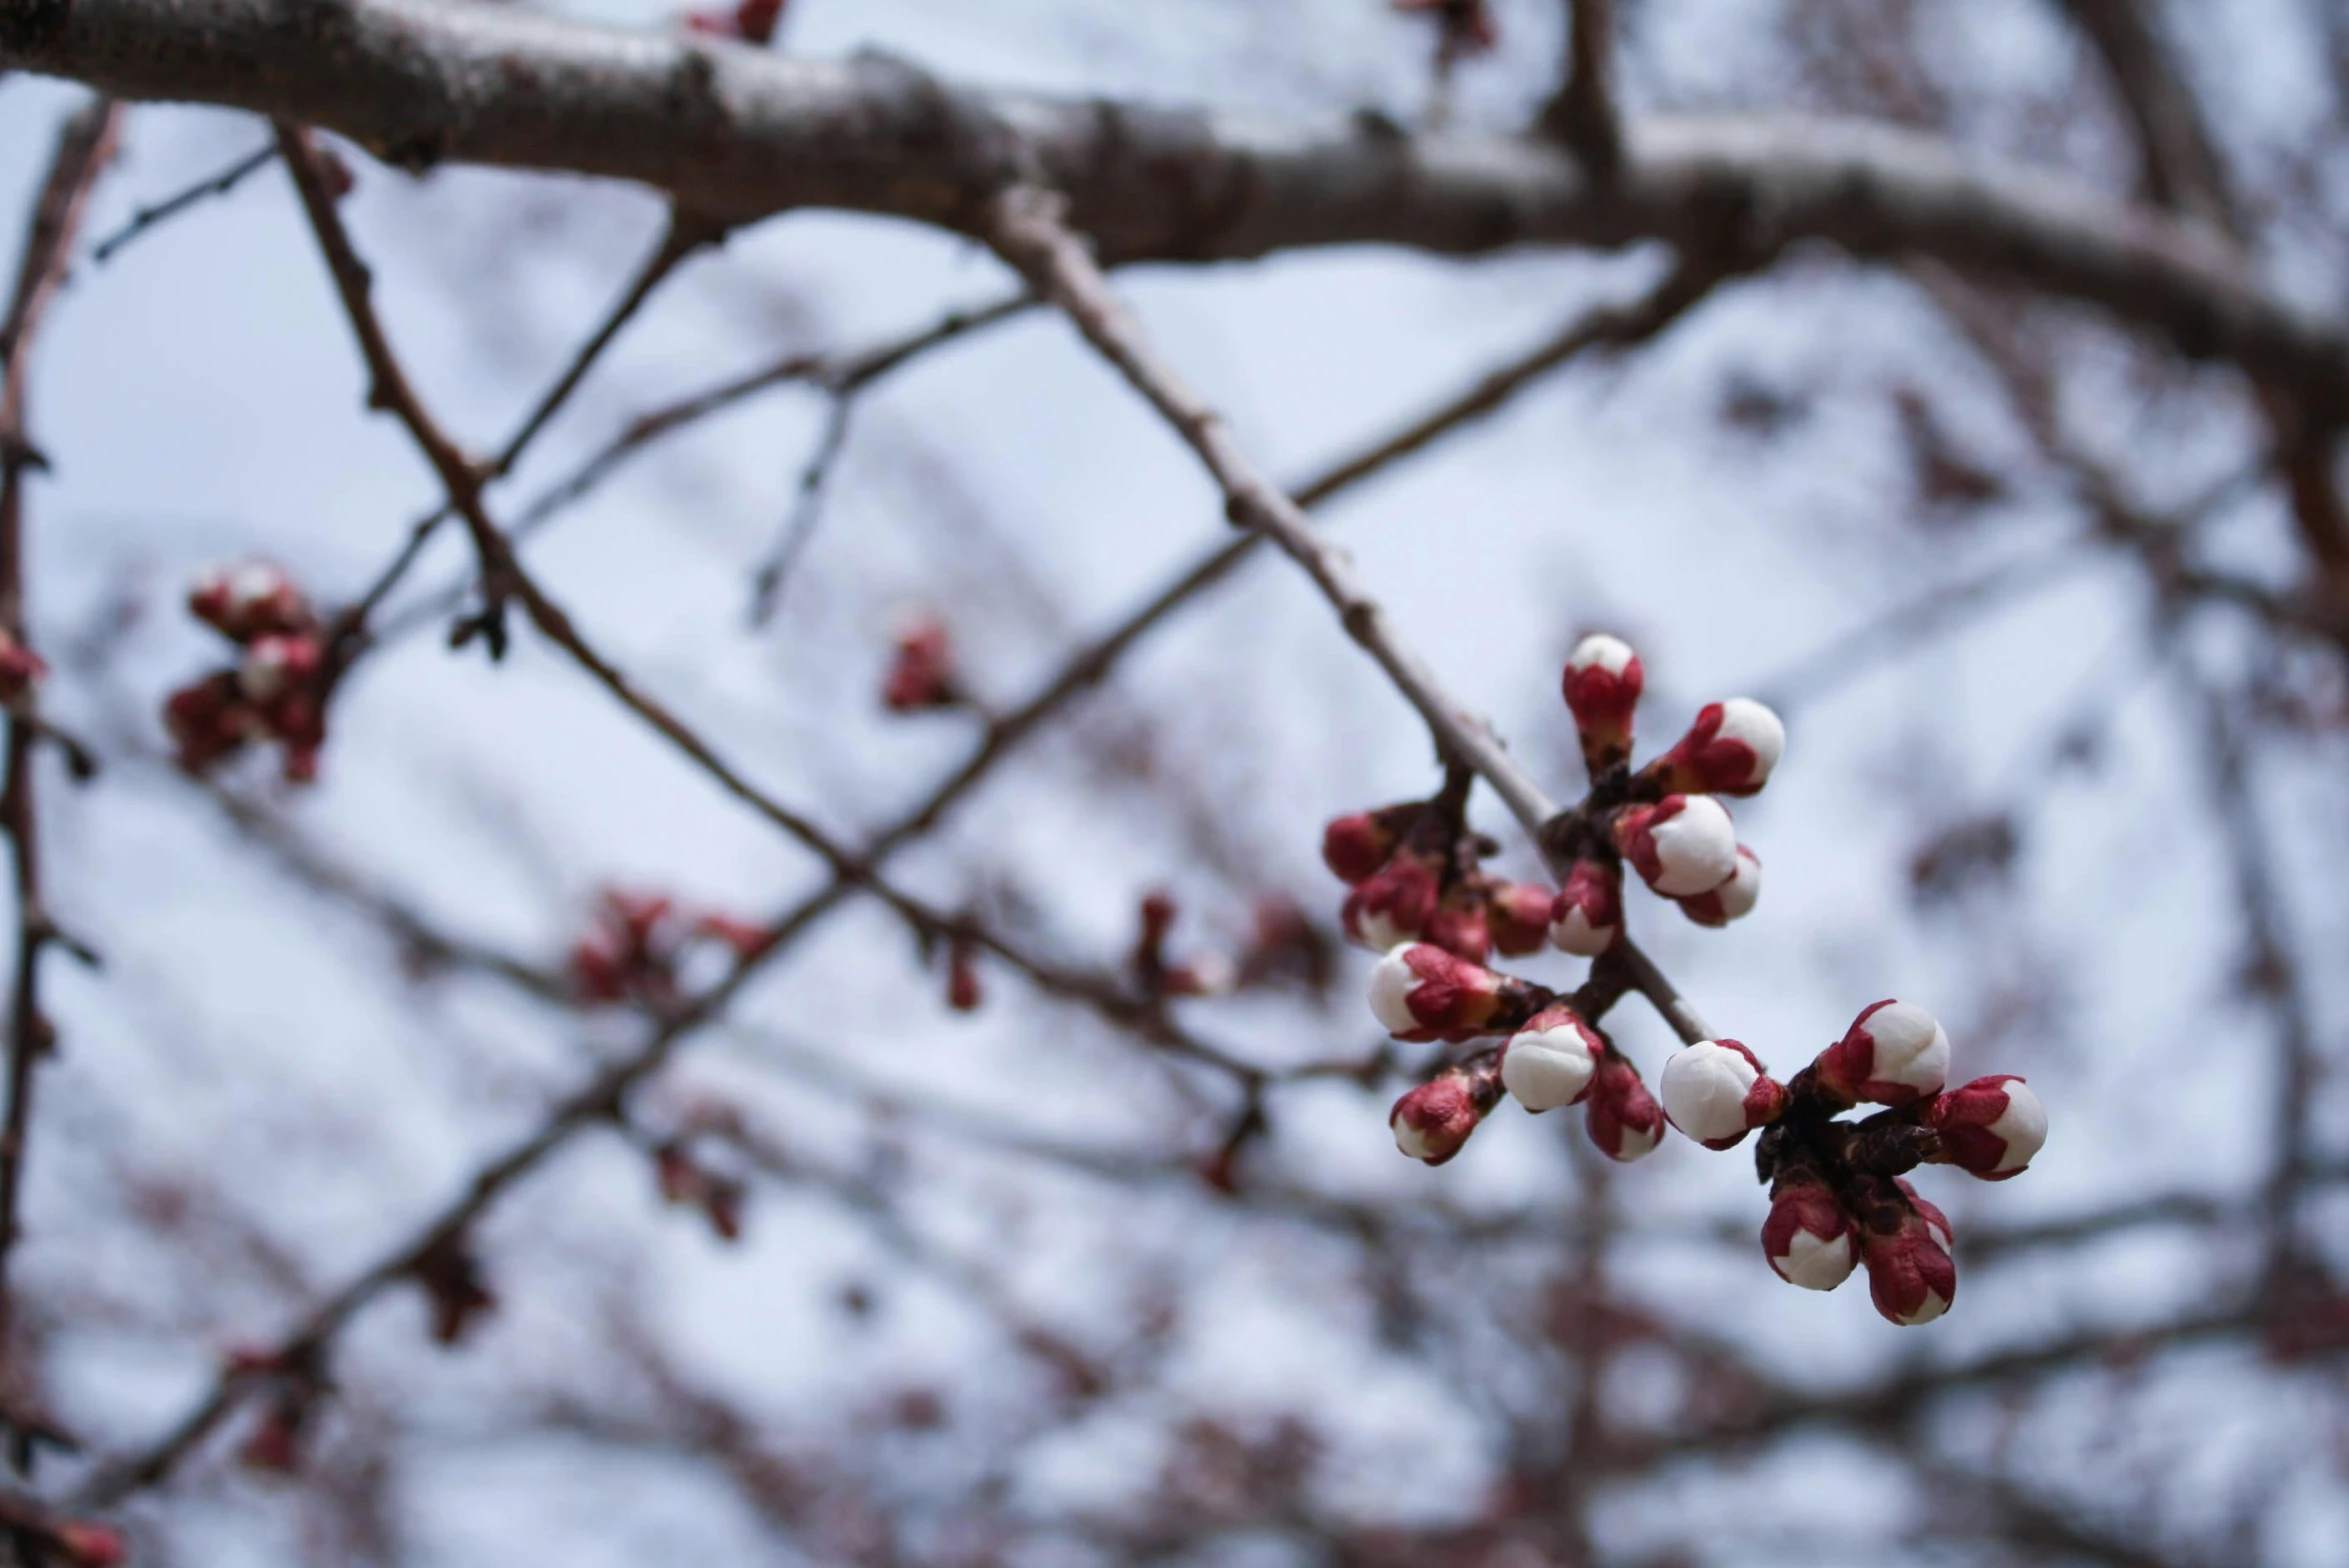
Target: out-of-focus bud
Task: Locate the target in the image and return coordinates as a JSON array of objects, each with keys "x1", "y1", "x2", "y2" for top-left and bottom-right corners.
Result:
[
  {"x1": 1500, "y1": 1005, "x2": 1602, "y2": 1112},
  {"x1": 1658, "y1": 1038, "x2": 1786, "y2": 1149},
  {"x1": 694, "y1": 913, "x2": 770, "y2": 962},
  {"x1": 415, "y1": 1244, "x2": 496, "y2": 1345},
  {"x1": 0, "y1": 628, "x2": 47, "y2": 701},
  {"x1": 1392, "y1": 0, "x2": 1499, "y2": 53},
  {"x1": 1389, "y1": 1064, "x2": 1499, "y2": 1166},
  {"x1": 1862, "y1": 1182, "x2": 1957, "y2": 1326},
  {"x1": 1342, "y1": 853, "x2": 1440, "y2": 952},
  {"x1": 1678, "y1": 845, "x2": 1760, "y2": 928},
  {"x1": 1367, "y1": 943, "x2": 1517, "y2": 1042},
  {"x1": 235, "y1": 632, "x2": 321, "y2": 704},
  {"x1": 882, "y1": 611, "x2": 960, "y2": 713},
  {"x1": 1561, "y1": 633, "x2": 1644, "y2": 775},
  {"x1": 685, "y1": 0, "x2": 786, "y2": 43},
  {"x1": 1583, "y1": 1049, "x2": 1664, "y2": 1163},
  {"x1": 1321, "y1": 803, "x2": 1420, "y2": 884},
  {"x1": 1761, "y1": 1169, "x2": 1858, "y2": 1291},
  {"x1": 946, "y1": 937, "x2": 983, "y2": 1012},
  {"x1": 1611, "y1": 794, "x2": 1738, "y2": 898},
  {"x1": 1548, "y1": 858, "x2": 1622, "y2": 957},
  {"x1": 1816, "y1": 999, "x2": 1952, "y2": 1108},
  {"x1": 1647, "y1": 698, "x2": 1785, "y2": 798},
  {"x1": 53, "y1": 1522, "x2": 127, "y2": 1568},
  {"x1": 189, "y1": 561, "x2": 309, "y2": 643},
  {"x1": 1929, "y1": 1075, "x2": 2046, "y2": 1180},
  {"x1": 1485, "y1": 880, "x2": 1553, "y2": 958},
  {"x1": 163, "y1": 673, "x2": 252, "y2": 774}
]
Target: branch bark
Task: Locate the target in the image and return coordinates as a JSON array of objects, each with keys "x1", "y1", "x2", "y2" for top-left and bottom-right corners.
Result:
[{"x1": 10, "y1": 1, "x2": 2349, "y2": 412}]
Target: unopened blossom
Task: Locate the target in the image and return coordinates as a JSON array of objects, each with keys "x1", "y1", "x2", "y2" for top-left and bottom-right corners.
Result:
[
  {"x1": 236, "y1": 631, "x2": 322, "y2": 703},
  {"x1": 1761, "y1": 1168, "x2": 1859, "y2": 1291},
  {"x1": 1390, "y1": 1063, "x2": 1500, "y2": 1165},
  {"x1": 1583, "y1": 1049, "x2": 1664, "y2": 1163},
  {"x1": 189, "y1": 561, "x2": 310, "y2": 642},
  {"x1": 1500, "y1": 1005, "x2": 1603, "y2": 1112},
  {"x1": 1928, "y1": 1075, "x2": 2048, "y2": 1180},
  {"x1": 1816, "y1": 999, "x2": 1951, "y2": 1107},
  {"x1": 946, "y1": 937, "x2": 983, "y2": 1011},
  {"x1": 1561, "y1": 633, "x2": 1644, "y2": 774},
  {"x1": 0, "y1": 628, "x2": 46, "y2": 701},
  {"x1": 1368, "y1": 942, "x2": 1520, "y2": 1042},
  {"x1": 1485, "y1": 880, "x2": 1554, "y2": 958},
  {"x1": 882, "y1": 611, "x2": 959, "y2": 712},
  {"x1": 1322, "y1": 803, "x2": 1419, "y2": 884},
  {"x1": 1611, "y1": 794, "x2": 1739, "y2": 898},
  {"x1": 1342, "y1": 853, "x2": 1440, "y2": 952},
  {"x1": 686, "y1": 0, "x2": 785, "y2": 43},
  {"x1": 1678, "y1": 845, "x2": 1761, "y2": 928},
  {"x1": 52, "y1": 1522, "x2": 126, "y2": 1568},
  {"x1": 1548, "y1": 858, "x2": 1622, "y2": 957},
  {"x1": 1659, "y1": 1038, "x2": 1786, "y2": 1149},
  {"x1": 1647, "y1": 697, "x2": 1785, "y2": 798},
  {"x1": 1421, "y1": 882, "x2": 1493, "y2": 963},
  {"x1": 1861, "y1": 1181, "x2": 1957, "y2": 1326}
]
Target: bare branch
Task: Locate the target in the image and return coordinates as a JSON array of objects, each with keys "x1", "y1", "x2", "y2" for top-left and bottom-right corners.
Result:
[{"x1": 88, "y1": 139, "x2": 275, "y2": 266}]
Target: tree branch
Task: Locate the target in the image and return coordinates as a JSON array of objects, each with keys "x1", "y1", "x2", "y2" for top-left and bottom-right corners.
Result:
[{"x1": 10, "y1": 1, "x2": 2349, "y2": 412}]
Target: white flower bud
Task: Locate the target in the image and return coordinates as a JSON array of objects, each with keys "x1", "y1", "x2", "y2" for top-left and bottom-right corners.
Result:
[
  {"x1": 1660, "y1": 1040, "x2": 1762, "y2": 1146},
  {"x1": 1501, "y1": 1011, "x2": 1601, "y2": 1112},
  {"x1": 1368, "y1": 946, "x2": 1424, "y2": 1036}
]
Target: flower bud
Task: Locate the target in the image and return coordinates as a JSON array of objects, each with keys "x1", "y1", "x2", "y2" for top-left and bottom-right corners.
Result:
[
  {"x1": 1762, "y1": 1171, "x2": 1859, "y2": 1291},
  {"x1": 1321, "y1": 803, "x2": 1419, "y2": 884},
  {"x1": 946, "y1": 938, "x2": 983, "y2": 1012},
  {"x1": 1928, "y1": 1075, "x2": 2046, "y2": 1180},
  {"x1": 1648, "y1": 698, "x2": 1785, "y2": 798},
  {"x1": 1485, "y1": 880, "x2": 1554, "y2": 958},
  {"x1": 189, "y1": 561, "x2": 309, "y2": 642},
  {"x1": 882, "y1": 611, "x2": 959, "y2": 712},
  {"x1": 1342, "y1": 854, "x2": 1440, "y2": 952},
  {"x1": 1562, "y1": 633, "x2": 1644, "y2": 774},
  {"x1": 1368, "y1": 943, "x2": 1516, "y2": 1042},
  {"x1": 1658, "y1": 1038, "x2": 1786, "y2": 1149},
  {"x1": 163, "y1": 673, "x2": 252, "y2": 774},
  {"x1": 1678, "y1": 845, "x2": 1760, "y2": 928},
  {"x1": 0, "y1": 628, "x2": 47, "y2": 701},
  {"x1": 1548, "y1": 858, "x2": 1622, "y2": 957},
  {"x1": 1611, "y1": 794, "x2": 1738, "y2": 898},
  {"x1": 1583, "y1": 1050, "x2": 1664, "y2": 1163},
  {"x1": 1816, "y1": 999, "x2": 1951, "y2": 1107},
  {"x1": 1422, "y1": 883, "x2": 1493, "y2": 963},
  {"x1": 1861, "y1": 1183, "x2": 1957, "y2": 1326},
  {"x1": 236, "y1": 632, "x2": 322, "y2": 703},
  {"x1": 53, "y1": 1523, "x2": 127, "y2": 1568},
  {"x1": 1389, "y1": 1068, "x2": 1497, "y2": 1166},
  {"x1": 1500, "y1": 1006, "x2": 1602, "y2": 1112}
]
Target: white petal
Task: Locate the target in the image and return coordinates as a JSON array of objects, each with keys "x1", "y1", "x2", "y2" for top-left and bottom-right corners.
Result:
[
  {"x1": 1650, "y1": 796, "x2": 1739, "y2": 895},
  {"x1": 1368, "y1": 948, "x2": 1424, "y2": 1035},
  {"x1": 1775, "y1": 1228, "x2": 1857, "y2": 1291},
  {"x1": 1988, "y1": 1082, "x2": 2049, "y2": 1172},
  {"x1": 1711, "y1": 848, "x2": 1761, "y2": 921},
  {"x1": 1897, "y1": 1288, "x2": 1951, "y2": 1326},
  {"x1": 1660, "y1": 1042, "x2": 1759, "y2": 1143},
  {"x1": 1351, "y1": 908, "x2": 1410, "y2": 953},
  {"x1": 1864, "y1": 1001, "x2": 1950, "y2": 1094},
  {"x1": 1568, "y1": 633, "x2": 1635, "y2": 675},
  {"x1": 1718, "y1": 697, "x2": 1785, "y2": 782},
  {"x1": 1391, "y1": 1111, "x2": 1437, "y2": 1161},
  {"x1": 1502, "y1": 1026, "x2": 1598, "y2": 1111},
  {"x1": 1548, "y1": 908, "x2": 1615, "y2": 958}
]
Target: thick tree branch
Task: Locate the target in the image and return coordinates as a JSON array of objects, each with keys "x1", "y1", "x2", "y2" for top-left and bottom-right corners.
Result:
[{"x1": 10, "y1": 1, "x2": 2349, "y2": 413}]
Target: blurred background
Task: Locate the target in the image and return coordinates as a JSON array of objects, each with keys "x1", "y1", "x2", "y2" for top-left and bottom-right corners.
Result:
[{"x1": 2, "y1": 0, "x2": 2347, "y2": 1562}]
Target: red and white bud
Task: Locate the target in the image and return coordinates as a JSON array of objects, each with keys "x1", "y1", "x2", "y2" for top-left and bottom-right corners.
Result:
[
  {"x1": 1548, "y1": 858, "x2": 1622, "y2": 957},
  {"x1": 1389, "y1": 1072, "x2": 1492, "y2": 1166},
  {"x1": 1342, "y1": 854, "x2": 1440, "y2": 952},
  {"x1": 1762, "y1": 1171, "x2": 1858, "y2": 1291},
  {"x1": 1817, "y1": 999, "x2": 1951, "y2": 1107},
  {"x1": 1658, "y1": 1039, "x2": 1786, "y2": 1150},
  {"x1": 1862, "y1": 1183, "x2": 1957, "y2": 1326},
  {"x1": 1422, "y1": 884, "x2": 1493, "y2": 963},
  {"x1": 1583, "y1": 1050, "x2": 1664, "y2": 1163},
  {"x1": 1929, "y1": 1075, "x2": 2046, "y2": 1180},
  {"x1": 1500, "y1": 1006, "x2": 1603, "y2": 1112},
  {"x1": 1612, "y1": 794, "x2": 1739, "y2": 898},
  {"x1": 235, "y1": 632, "x2": 322, "y2": 703},
  {"x1": 190, "y1": 561, "x2": 309, "y2": 642},
  {"x1": 53, "y1": 1522, "x2": 127, "y2": 1568},
  {"x1": 0, "y1": 628, "x2": 46, "y2": 701},
  {"x1": 1562, "y1": 633, "x2": 1644, "y2": 773},
  {"x1": 1368, "y1": 943, "x2": 1512, "y2": 1042},
  {"x1": 1678, "y1": 845, "x2": 1760, "y2": 928},
  {"x1": 1486, "y1": 880, "x2": 1554, "y2": 958},
  {"x1": 1649, "y1": 698, "x2": 1785, "y2": 798},
  {"x1": 1322, "y1": 804, "x2": 1416, "y2": 884}
]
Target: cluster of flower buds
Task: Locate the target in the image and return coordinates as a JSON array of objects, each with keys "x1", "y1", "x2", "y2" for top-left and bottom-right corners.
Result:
[
  {"x1": 1323, "y1": 631, "x2": 2044, "y2": 1324},
  {"x1": 1392, "y1": 0, "x2": 1498, "y2": 54},
  {"x1": 882, "y1": 610, "x2": 965, "y2": 714},
  {"x1": 1324, "y1": 781, "x2": 1556, "y2": 964},
  {"x1": 569, "y1": 891, "x2": 767, "y2": 1007},
  {"x1": 1743, "y1": 999, "x2": 2046, "y2": 1325},
  {"x1": 164, "y1": 562, "x2": 330, "y2": 783},
  {"x1": 685, "y1": 0, "x2": 785, "y2": 43},
  {"x1": 0, "y1": 626, "x2": 46, "y2": 704}
]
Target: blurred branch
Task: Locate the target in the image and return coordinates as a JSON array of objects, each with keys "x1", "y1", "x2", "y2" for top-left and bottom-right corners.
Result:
[
  {"x1": 88, "y1": 138, "x2": 275, "y2": 265},
  {"x1": 12, "y1": 2, "x2": 2349, "y2": 413},
  {"x1": 1537, "y1": 0, "x2": 1622, "y2": 173},
  {"x1": 0, "y1": 97, "x2": 120, "y2": 1440}
]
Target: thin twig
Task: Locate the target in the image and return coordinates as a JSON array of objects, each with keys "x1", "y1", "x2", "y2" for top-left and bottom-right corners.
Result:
[
  {"x1": 88, "y1": 141, "x2": 275, "y2": 265},
  {"x1": 747, "y1": 388, "x2": 856, "y2": 623}
]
